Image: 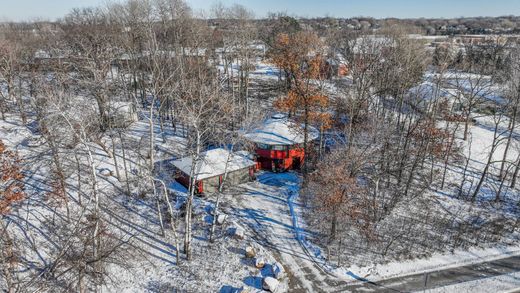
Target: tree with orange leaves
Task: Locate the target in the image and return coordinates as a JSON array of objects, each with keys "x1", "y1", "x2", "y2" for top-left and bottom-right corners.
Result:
[
  {"x1": 303, "y1": 147, "x2": 375, "y2": 266},
  {"x1": 270, "y1": 31, "x2": 332, "y2": 176},
  {"x1": 0, "y1": 140, "x2": 25, "y2": 215},
  {"x1": 0, "y1": 139, "x2": 25, "y2": 292}
]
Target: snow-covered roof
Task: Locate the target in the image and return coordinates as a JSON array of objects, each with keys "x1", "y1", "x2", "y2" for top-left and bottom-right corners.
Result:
[
  {"x1": 242, "y1": 115, "x2": 319, "y2": 146},
  {"x1": 423, "y1": 71, "x2": 507, "y2": 104},
  {"x1": 445, "y1": 76, "x2": 506, "y2": 105},
  {"x1": 34, "y1": 50, "x2": 51, "y2": 59},
  {"x1": 408, "y1": 34, "x2": 449, "y2": 41},
  {"x1": 349, "y1": 35, "x2": 395, "y2": 54},
  {"x1": 408, "y1": 81, "x2": 460, "y2": 102},
  {"x1": 173, "y1": 148, "x2": 256, "y2": 180}
]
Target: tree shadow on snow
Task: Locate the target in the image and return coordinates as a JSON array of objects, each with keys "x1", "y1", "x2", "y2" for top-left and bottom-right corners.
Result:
[
  {"x1": 261, "y1": 263, "x2": 274, "y2": 278},
  {"x1": 145, "y1": 280, "x2": 181, "y2": 292},
  {"x1": 243, "y1": 276, "x2": 263, "y2": 289},
  {"x1": 240, "y1": 257, "x2": 255, "y2": 267},
  {"x1": 227, "y1": 246, "x2": 245, "y2": 256}
]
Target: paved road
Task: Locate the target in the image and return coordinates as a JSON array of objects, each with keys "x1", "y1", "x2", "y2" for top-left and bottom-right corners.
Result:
[{"x1": 344, "y1": 255, "x2": 520, "y2": 292}]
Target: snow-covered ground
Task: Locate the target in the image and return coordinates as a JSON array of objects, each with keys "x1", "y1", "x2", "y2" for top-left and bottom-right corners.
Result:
[
  {"x1": 293, "y1": 113, "x2": 520, "y2": 289},
  {"x1": 0, "y1": 111, "x2": 287, "y2": 292},
  {"x1": 228, "y1": 172, "x2": 349, "y2": 292},
  {"x1": 217, "y1": 60, "x2": 281, "y2": 78},
  {"x1": 2, "y1": 60, "x2": 520, "y2": 292}
]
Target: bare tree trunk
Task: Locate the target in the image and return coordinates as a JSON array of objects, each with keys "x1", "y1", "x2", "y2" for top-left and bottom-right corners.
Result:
[
  {"x1": 510, "y1": 152, "x2": 520, "y2": 188},
  {"x1": 459, "y1": 135, "x2": 473, "y2": 198},
  {"x1": 78, "y1": 270, "x2": 85, "y2": 293},
  {"x1": 184, "y1": 129, "x2": 201, "y2": 261},
  {"x1": 463, "y1": 109, "x2": 471, "y2": 141},
  {"x1": 499, "y1": 107, "x2": 517, "y2": 181},
  {"x1": 159, "y1": 113, "x2": 167, "y2": 143},
  {"x1": 302, "y1": 102, "x2": 310, "y2": 183},
  {"x1": 118, "y1": 132, "x2": 131, "y2": 195},
  {"x1": 209, "y1": 192, "x2": 221, "y2": 243},
  {"x1": 156, "y1": 180, "x2": 181, "y2": 265},
  {"x1": 330, "y1": 211, "x2": 337, "y2": 241},
  {"x1": 75, "y1": 153, "x2": 82, "y2": 206},
  {"x1": 496, "y1": 173, "x2": 507, "y2": 202},
  {"x1": 149, "y1": 99, "x2": 155, "y2": 173},
  {"x1": 46, "y1": 134, "x2": 69, "y2": 220},
  {"x1": 153, "y1": 180, "x2": 165, "y2": 237},
  {"x1": 110, "y1": 134, "x2": 121, "y2": 181},
  {"x1": 245, "y1": 69, "x2": 250, "y2": 118},
  {"x1": 441, "y1": 122, "x2": 460, "y2": 189}
]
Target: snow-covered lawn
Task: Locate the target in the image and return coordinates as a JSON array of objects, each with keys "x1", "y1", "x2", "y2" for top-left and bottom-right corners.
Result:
[{"x1": 0, "y1": 112, "x2": 284, "y2": 292}]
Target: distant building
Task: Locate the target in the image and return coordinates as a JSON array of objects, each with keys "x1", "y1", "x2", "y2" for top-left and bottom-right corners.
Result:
[
  {"x1": 407, "y1": 81, "x2": 463, "y2": 113},
  {"x1": 325, "y1": 57, "x2": 348, "y2": 78},
  {"x1": 173, "y1": 148, "x2": 256, "y2": 194},
  {"x1": 243, "y1": 114, "x2": 319, "y2": 172}
]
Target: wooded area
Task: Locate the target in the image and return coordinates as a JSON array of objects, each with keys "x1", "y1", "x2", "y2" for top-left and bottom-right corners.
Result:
[{"x1": 1, "y1": 1, "x2": 520, "y2": 292}]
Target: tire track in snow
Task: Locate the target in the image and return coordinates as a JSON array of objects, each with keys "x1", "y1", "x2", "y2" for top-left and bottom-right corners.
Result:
[{"x1": 235, "y1": 172, "x2": 348, "y2": 292}]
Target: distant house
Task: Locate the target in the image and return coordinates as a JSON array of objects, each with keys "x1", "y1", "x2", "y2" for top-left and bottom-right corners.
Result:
[
  {"x1": 442, "y1": 73, "x2": 506, "y2": 107},
  {"x1": 172, "y1": 148, "x2": 256, "y2": 194},
  {"x1": 406, "y1": 81, "x2": 463, "y2": 113},
  {"x1": 243, "y1": 114, "x2": 319, "y2": 172},
  {"x1": 325, "y1": 56, "x2": 348, "y2": 79}
]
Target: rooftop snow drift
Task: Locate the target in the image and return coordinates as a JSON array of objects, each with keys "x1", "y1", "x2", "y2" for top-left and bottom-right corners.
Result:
[
  {"x1": 173, "y1": 148, "x2": 256, "y2": 180},
  {"x1": 243, "y1": 115, "x2": 319, "y2": 146}
]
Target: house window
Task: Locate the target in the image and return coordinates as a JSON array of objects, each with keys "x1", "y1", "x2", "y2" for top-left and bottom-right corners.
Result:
[
  {"x1": 257, "y1": 143, "x2": 271, "y2": 150},
  {"x1": 272, "y1": 145, "x2": 287, "y2": 151}
]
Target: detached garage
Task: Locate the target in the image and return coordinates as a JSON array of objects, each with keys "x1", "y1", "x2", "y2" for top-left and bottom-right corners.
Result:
[{"x1": 173, "y1": 148, "x2": 256, "y2": 194}]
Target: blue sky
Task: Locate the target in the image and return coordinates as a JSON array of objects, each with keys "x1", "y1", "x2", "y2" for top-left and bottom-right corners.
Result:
[{"x1": 0, "y1": 0, "x2": 518, "y2": 21}]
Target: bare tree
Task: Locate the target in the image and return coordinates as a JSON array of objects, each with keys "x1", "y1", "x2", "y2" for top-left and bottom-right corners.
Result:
[
  {"x1": 498, "y1": 43, "x2": 520, "y2": 182},
  {"x1": 176, "y1": 62, "x2": 233, "y2": 260},
  {"x1": 0, "y1": 140, "x2": 26, "y2": 293},
  {"x1": 61, "y1": 7, "x2": 123, "y2": 132}
]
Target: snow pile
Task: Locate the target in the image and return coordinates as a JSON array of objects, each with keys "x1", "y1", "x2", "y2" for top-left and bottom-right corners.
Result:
[
  {"x1": 262, "y1": 277, "x2": 279, "y2": 292},
  {"x1": 271, "y1": 262, "x2": 286, "y2": 280}
]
